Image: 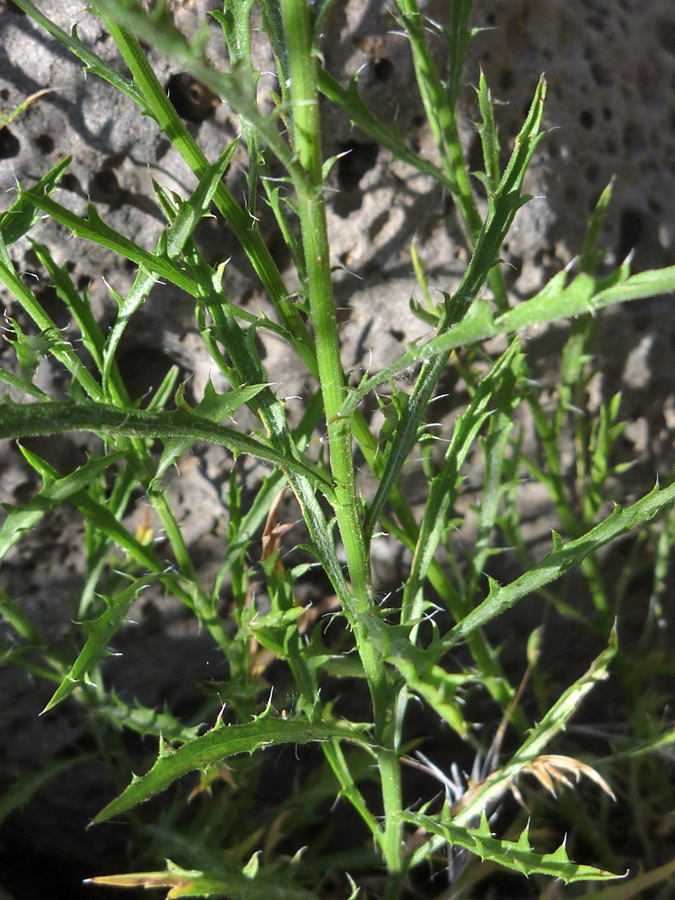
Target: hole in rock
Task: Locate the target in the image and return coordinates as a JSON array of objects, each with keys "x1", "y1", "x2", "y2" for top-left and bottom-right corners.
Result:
[
  {"x1": 579, "y1": 109, "x2": 594, "y2": 129},
  {"x1": 368, "y1": 210, "x2": 390, "y2": 242},
  {"x1": 89, "y1": 168, "x2": 123, "y2": 207},
  {"x1": 33, "y1": 133, "x2": 54, "y2": 154},
  {"x1": 117, "y1": 345, "x2": 180, "y2": 406},
  {"x1": 0, "y1": 127, "x2": 20, "y2": 159},
  {"x1": 656, "y1": 19, "x2": 675, "y2": 55},
  {"x1": 60, "y1": 172, "x2": 81, "y2": 193},
  {"x1": 504, "y1": 254, "x2": 523, "y2": 289},
  {"x1": 23, "y1": 248, "x2": 40, "y2": 269},
  {"x1": 35, "y1": 284, "x2": 70, "y2": 329},
  {"x1": 166, "y1": 73, "x2": 220, "y2": 123},
  {"x1": 590, "y1": 61, "x2": 611, "y2": 87},
  {"x1": 337, "y1": 141, "x2": 379, "y2": 192},
  {"x1": 373, "y1": 57, "x2": 394, "y2": 81},
  {"x1": 617, "y1": 208, "x2": 644, "y2": 259},
  {"x1": 585, "y1": 164, "x2": 599, "y2": 186},
  {"x1": 499, "y1": 68, "x2": 515, "y2": 91}
]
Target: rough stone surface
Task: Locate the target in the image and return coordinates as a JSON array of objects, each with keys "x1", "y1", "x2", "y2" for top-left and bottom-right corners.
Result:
[{"x1": 1, "y1": 0, "x2": 675, "y2": 895}]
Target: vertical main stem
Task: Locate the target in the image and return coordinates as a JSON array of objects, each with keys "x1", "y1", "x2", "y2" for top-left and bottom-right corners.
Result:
[
  {"x1": 280, "y1": 0, "x2": 404, "y2": 886},
  {"x1": 279, "y1": 0, "x2": 370, "y2": 626}
]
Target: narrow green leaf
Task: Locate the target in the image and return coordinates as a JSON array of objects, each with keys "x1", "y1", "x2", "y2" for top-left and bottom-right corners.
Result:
[
  {"x1": 153, "y1": 381, "x2": 268, "y2": 485},
  {"x1": 42, "y1": 575, "x2": 156, "y2": 713},
  {"x1": 409, "y1": 634, "x2": 619, "y2": 873},
  {"x1": 93, "y1": 712, "x2": 371, "y2": 823},
  {"x1": 318, "y1": 68, "x2": 453, "y2": 192},
  {"x1": 446, "y1": 2, "x2": 474, "y2": 104},
  {"x1": 0, "y1": 400, "x2": 335, "y2": 499},
  {"x1": 475, "y1": 69, "x2": 500, "y2": 191},
  {"x1": 580, "y1": 178, "x2": 614, "y2": 275},
  {"x1": 0, "y1": 448, "x2": 124, "y2": 564},
  {"x1": 88, "y1": 859, "x2": 320, "y2": 900},
  {"x1": 442, "y1": 75, "x2": 548, "y2": 326},
  {"x1": 507, "y1": 629, "x2": 618, "y2": 766},
  {"x1": 0, "y1": 157, "x2": 71, "y2": 246},
  {"x1": 402, "y1": 342, "x2": 522, "y2": 623},
  {"x1": 146, "y1": 364, "x2": 181, "y2": 413},
  {"x1": 0, "y1": 585, "x2": 46, "y2": 646},
  {"x1": 404, "y1": 811, "x2": 623, "y2": 883},
  {"x1": 340, "y1": 262, "x2": 675, "y2": 418},
  {"x1": 448, "y1": 482, "x2": 675, "y2": 645},
  {"x1": 579, "y1": 859, "x2": 675, "y2": 900},
  {"x1": 11, "y1": 0, "x2": 143, "y2": 103},
  {"x1": 3, "y1": 318, "x2": 65, "y2": 385},
  {"x1": 102, "y1": 273, "x2": 164, "y2": 392},
  {"x1": 17, "y1": 0, "x2": 316, "y2": 374},
  {"x1": 409, "y1": 295, "x2": 439, "y2": 326},
  {"x1": 92, "y1": 0, "x2": 296, "y2": 175},
  {"x1": 0, "y1": 368, "x2": 50, "y2": 400},
  {"x1": 19, "y1": 191, "x2": 198, "y2": 295},
  {"x1": 0, "y1": 447, "x2": 192, "y2": 605},
  {"x1": 28, "y1": 241, "x2": 106, "y2": 373},
  {"x1": 387, "y1": 654, "x2": 477, "y2": 738},
  {"x1": 0, "y1": 236, "x2": 104, "y2": 400},
  {"x1": 164, "y1": 140, "x2": 238, "y2": 259},
  {"x1": 0, "y1": 88, "x2": 53, "y2": 131},
  {"x1": 409, "y1": 240, "x2": 439, "y2": 321},
  {"x1": 93, "y1": 691, "x2": 202, "y2": 743},
  {"x1": 355, "y1": 76, "x2": 548, "y2": 545}
]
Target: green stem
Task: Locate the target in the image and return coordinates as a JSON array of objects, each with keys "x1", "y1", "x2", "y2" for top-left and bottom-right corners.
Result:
[
  {"x1": 279, "y1": 0, "x2": 369, "y2": 624},
  {"x1": 281, "y1": 0, "x2": 404, "y2": 884}
]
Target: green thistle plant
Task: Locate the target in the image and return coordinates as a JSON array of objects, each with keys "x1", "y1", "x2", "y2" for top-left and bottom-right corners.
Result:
[{"x1": 1, "y1": 1, "x2": 675, "y2": 898}]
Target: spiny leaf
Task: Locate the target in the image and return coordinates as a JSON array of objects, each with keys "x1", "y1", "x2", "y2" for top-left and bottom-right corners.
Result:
[
  {"x1": 444, "y1": 0, "x2": 473, "y2": 108},
  {"x1": 0, "y1": 448, "x2": 124, "y2": 564},
  {"x1": 439, "y1": 634, "x2": 618, "y2": 829},
  {"x1": 19, "y1": 191, "x2": 198, "y2": 295},
  {"x1": 4, "y1": 318, "x2": 70, "y2": 385},
  {"x1": 42, "y1": 575, "x2": 156, "y2": 713},
  {"x1": 0, "y1": 157, "x2": 71, "y2": 246},
  {"x1": 447, "y1": 482, "x2": 675, "y2": 644},
  {"x1": 93, "y1": 712, "x2": 371, "y2": 823},
  {"x1": 164, "y1": 140, "x2": 238, "y2": 259},
  {"x1": 87, "y1": 859, "x2": 319, "y2": 900},
  {"x1": 0, "y1": 400, "x2": 335, "y2": 499},
  {"x1": 94, "y1": 692, "x2": 202, "y2": 742},
  {"x1": 386, "y1": 653, "x2": 479, "y2": 739},
  {"x1": 578, "y1": 858, "x2": 675, "y2": 900},
  {"x1": 404, "y1": 810, "x2": 624, "y2": 883},
  {"x1": 153, "y1": 380, "x2": 268, "y2": 485},
  {"x1": 474, "y1": 68, "x2": 500, "y2": 191}
]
